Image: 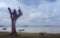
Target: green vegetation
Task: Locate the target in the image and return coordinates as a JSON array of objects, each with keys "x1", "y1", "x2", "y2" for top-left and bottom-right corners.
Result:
[{"x1": 0, "y1": 32, "x2": 60, "y2": 38}]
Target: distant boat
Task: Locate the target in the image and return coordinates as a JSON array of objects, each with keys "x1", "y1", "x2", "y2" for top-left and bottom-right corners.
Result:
[
  {"x1": 2, "y1": 28, "x2": 7, "y2": 30},
  {"x1": 23, "y1": 25, "x2": 28, "y2": 27},
  {"x1": 19, "y1": 29, "x2": 24, "y2": 31},
  {"x1": 0, "y1": 25, "x2": 5, "y2": 27}
]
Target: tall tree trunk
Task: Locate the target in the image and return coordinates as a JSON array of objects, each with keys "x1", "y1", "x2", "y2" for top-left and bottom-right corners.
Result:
[
  {"x1": 11, "y1": 19, "x2": 17, "y2": 34},
  {"x1": 10, "y1": 19, "x2": 18, "y2": 38}
]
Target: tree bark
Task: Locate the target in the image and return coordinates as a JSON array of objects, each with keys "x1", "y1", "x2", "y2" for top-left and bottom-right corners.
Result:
[{"x1": 11, "y1": 19, "x2": 17, "y2": 34}]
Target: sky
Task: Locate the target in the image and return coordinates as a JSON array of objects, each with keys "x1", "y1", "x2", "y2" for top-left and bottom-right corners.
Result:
[{"x1": 0, "y1": 0, "x2": 60, "y2": 26}]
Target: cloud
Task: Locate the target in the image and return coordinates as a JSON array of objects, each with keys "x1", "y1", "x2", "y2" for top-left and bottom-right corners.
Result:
[
  {"x1": 0, "y1": 2, "x2": 7, "y2": 8},
  {"x1": 18, "y1": 0, "x2": 40, "y2": 5},
  {"x1": 46, "y1": 0, "x2": 56, "y2": 2},
  {"x1": 17, "y1": 0, "x2": 60, "y2": 26},
  {"x1": 0, "y1": 0, "x2": 60, "y2": 26}
]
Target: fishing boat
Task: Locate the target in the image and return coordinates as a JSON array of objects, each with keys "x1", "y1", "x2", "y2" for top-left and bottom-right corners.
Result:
[
  {"x1": 19, "y1": 29, "x2": 24, "y2": 31},
  {"x1": 2, "y1": 27, "x2": 7, "y2": 30}
]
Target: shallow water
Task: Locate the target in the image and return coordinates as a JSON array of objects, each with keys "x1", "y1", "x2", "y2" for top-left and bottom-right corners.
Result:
[{"x1": 0, "y1": 27, "x2": 60, "y2": 33}]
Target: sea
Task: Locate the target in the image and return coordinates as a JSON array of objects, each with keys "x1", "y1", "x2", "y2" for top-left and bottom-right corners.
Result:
[{"x1": 0, "y1": 27, "x2": 60, "y2": 33}]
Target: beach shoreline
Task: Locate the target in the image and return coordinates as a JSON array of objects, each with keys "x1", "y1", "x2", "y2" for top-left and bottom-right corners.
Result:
[{"x1": 0, "y1": 32, "x2": 60, "y2": 38}]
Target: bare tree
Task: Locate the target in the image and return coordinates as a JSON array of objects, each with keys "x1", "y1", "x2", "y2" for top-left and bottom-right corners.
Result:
[{"x1": 8, "y1": 7, "x2": 22, "y2": 35}]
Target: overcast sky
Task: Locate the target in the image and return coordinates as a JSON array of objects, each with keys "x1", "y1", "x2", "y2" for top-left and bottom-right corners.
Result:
[{"x1": 0, "y1": 0, "x2": 60, "y2": 26}]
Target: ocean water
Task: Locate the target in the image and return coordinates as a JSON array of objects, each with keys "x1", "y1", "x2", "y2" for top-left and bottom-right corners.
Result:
[{"x1": 0, "y1": 27, "x2": 60, "y2": 33}]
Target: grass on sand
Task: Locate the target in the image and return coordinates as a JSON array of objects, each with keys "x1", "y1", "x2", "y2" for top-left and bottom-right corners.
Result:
[{"x1": 0, "y1": 32, "x2": 60, "y2": 38}]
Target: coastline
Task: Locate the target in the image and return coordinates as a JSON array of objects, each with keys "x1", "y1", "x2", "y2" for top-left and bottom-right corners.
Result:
[
  {"x1": 0, "y1": 27, "x2": 60, "y2": 34},
  {"x1": 0, "y1": 32, "x2": 60, "y2": 38}
]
